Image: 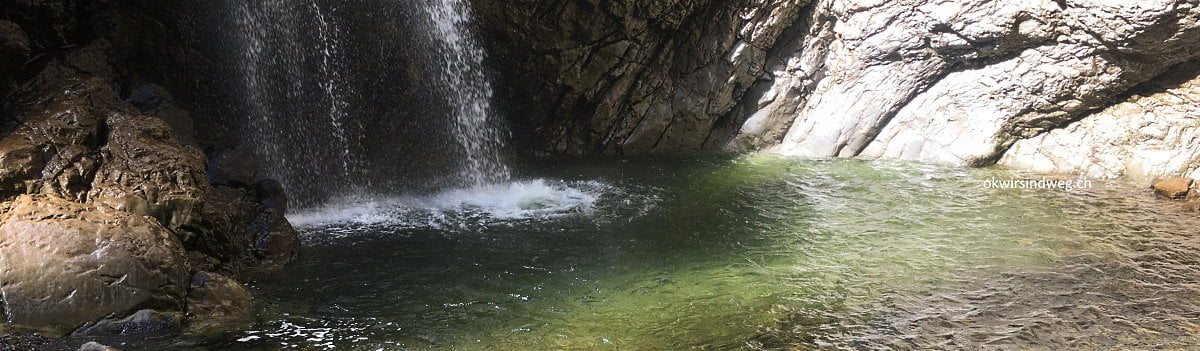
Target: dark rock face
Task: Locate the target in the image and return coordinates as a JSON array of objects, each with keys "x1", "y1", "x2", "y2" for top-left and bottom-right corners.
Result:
[
  {"x1": 0, "y1": 20, "x2": 30, "y2": 77},
  {"x1": 207, "y1": 145, "x2": 258, "y2": 188},
  {"x1": 0, "y1": 195, "x2": 189, "y2": 336},
  {"x1": 127, "y1": 84, "x2": 197, "y2": 146},
  {"x1": 477, "y1": 0, "x2": 810, "y2": 155}
]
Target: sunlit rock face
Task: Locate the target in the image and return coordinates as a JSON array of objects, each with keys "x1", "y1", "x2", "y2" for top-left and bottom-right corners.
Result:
[
  {"x1": 0, "y1": 195, "x2": 189, "y2": 336},
  {"x1": 1001, "y1": 61, "x2": 1200, "y2": 182},
  {"x1": 766, "y1": 0, "x2": 1200, "y2": 167},
  {"x1": 483, "y1": 0, "x2": 1200, "y2": 177}
]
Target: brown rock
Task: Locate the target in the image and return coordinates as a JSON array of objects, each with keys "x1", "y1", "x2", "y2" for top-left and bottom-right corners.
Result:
[
  {"x1": 184, "y1": 272, "x2": 254, "y2": 336},
  {"x1": 189, "y1": 186, "x2": 256, "y2": 275},
  {"x1": 127, "y1": 84, "x2": 197, "y2": 146},
  {"x1": 252, "y1": 205, "x2": 300, "y2": 271},
  {"x1": 87, "y1": 111, "x2": 211, "y2": 234},
  {"x1": 1153, "y1": 177, "x2": 1193, "y2": 199},
  {"x1": 0, "y1": 77, "x2": 112, "y2": 201},
  {"x1": 0, "y1": 195, "x2": 189, "y2": 336}
]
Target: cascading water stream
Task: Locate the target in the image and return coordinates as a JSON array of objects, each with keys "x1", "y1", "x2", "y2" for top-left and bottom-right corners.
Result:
[
  {"x1": 233, "y1": 0, "x2": 363, "y2": 206},
  {"x1": 232, "y1": 0, "x2": 511, "y2": 207},
  {"x1": 416, "y1": 0, "x2": 511, "y2": 187}
]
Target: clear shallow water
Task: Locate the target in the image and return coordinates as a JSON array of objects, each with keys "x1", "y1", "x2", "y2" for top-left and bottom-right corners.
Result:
[{"x1": 199, "y1": 156, "x2": 1200, "y2": 350}]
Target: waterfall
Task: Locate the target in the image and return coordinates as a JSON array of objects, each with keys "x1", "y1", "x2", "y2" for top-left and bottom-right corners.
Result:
[
  {"x1": 416, "y1": 0, "x2": 511, "y2": 187},
  {"x1": 230, "y1": 0, "x2": 509, "y2": 207},
  {"x1": 232, "y1": 0, "x2": 362, "y2": 206}
]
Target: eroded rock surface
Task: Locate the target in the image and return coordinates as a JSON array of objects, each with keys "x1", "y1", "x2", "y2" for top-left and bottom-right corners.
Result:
[
  {"x1": 483, "y1": 0, "x2": 1200, "y2": 175},
  {"x1": 480, "y1": 0, "x2": 813, "y2": 155},
  {"x1": 1002, "y1": 60, "x2": 1200, "y2": 180},
  {"x1": 0, "y1": 195, "x2": 189, "y2": 336}
]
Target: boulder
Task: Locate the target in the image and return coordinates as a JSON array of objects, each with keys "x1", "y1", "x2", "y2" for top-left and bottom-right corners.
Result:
[
  {"x1": 184, "y1": 272, "x2": 254, "y2": 336},
  {"x1": 1153, "y1": 177, "x2": 1193, "y2": 199},
  {"x1": 251, "y1": 205, "x2": 300, "y2": 271},
  {"x1": 254, "y1": 179, "x2": 288, "y2": 213},
  {"x1": 0, "y1": 195, "x2": 189, "y2": 336},
  {"x1": 251, "y1": 179, "x2": 298, "y2": 270}
]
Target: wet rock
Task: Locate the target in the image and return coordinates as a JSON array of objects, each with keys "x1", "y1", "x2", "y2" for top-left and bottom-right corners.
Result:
[
  {"x1": 251, "y1": 204, "x2": 300, "y2": 271},
  {"x1": 207, "y1": 145, "x2": 259, "y2": 188},
  {"x1": 0, "y1": 195, "x2": 189, "y2": 336},
  {"x1": 26, "y1": 40, "x2": 118, "y2": 89},
  {"x1": 1153, "y1": 178, "x2": 1193, "y2": 199},
  {"x1": 478, "y1": 0, "x2": 809, "y2": 155},
  {"x1": 79, "y1": 341, "x2": 121, "y2": 351},
  {"x1": 188, "y1": 186, "x2": 256, "y2": 275},
  {"x1": 255, "y1": 179, "x2": 288, "y2": 213},
  {"x1": 0, "y1": 335, "x2": 50, "y2": 351},
  {"x1": 0, "y1": 20, "x2": 30, "y2": 77},
  {"x1": 0, "y1": 77, "x2": 112, "y2": 201},
  {"x1": 184, "y1": 272, "x2": 254, "y2": 336},
  {"x1": 127, "y1": 84, "x2": 196, "y2": 146},
  {"x1": 75, "y1": 309, "x2": 182, "y2": 336},
  {"x1": 251, "y1": 179, "x2": 298, "y2": 270},
  {"x1": 87, "y1": 111, "x2": 211, "y2": 235}
]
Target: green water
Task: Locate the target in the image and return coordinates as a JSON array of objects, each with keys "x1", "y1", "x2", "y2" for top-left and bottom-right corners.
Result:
[{"x1": 205, "y1": 155, "x2": 1200, "y2": 350}]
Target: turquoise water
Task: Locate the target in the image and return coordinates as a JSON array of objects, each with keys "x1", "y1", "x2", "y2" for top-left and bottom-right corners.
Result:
[{"x1": 197, "y1": 155, "x2": 1200, "y2": 350}]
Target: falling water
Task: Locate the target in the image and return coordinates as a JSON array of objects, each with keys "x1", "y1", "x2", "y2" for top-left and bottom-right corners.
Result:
[
  {"x1": 231, "y1": 0, "x2": 510, "y2": 206},
  {"x1": 416, "y1": 0, "x2": 511, "y2": 187},
  {"x1": 233, "y1": 0, "x2": 362, "y2": 206}
]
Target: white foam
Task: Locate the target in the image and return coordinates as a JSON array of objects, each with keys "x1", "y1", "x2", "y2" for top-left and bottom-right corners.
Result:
[{"x1": 286, "y1": 179, "x2": 611, "y2": 229}]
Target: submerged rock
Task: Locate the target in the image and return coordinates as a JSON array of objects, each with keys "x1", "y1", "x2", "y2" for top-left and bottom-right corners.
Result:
[
  {"x1": 0, "y1": 195, "x2": 189, "y2": 336},
  {"x1": 75, "y1": 309, "x2": 182, "y2": 336},
  {"x1": 183, "y1": 272, "x2": 254, "y2": 337},
  {"x1": 78, "y1": 342, "x2": 122, "y2": 351}
]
